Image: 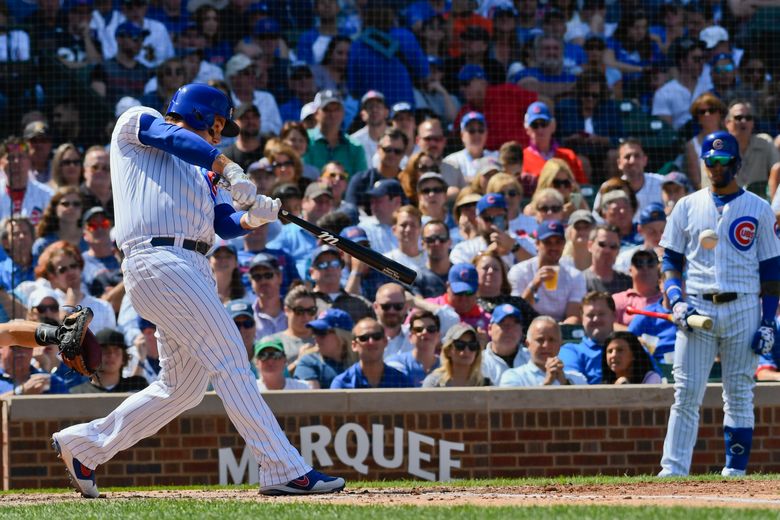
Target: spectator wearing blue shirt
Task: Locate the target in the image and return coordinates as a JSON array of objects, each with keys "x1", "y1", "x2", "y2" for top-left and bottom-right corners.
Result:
[
  {"x1": 331, "y1": 317, "x2": 414, "y2": 389},
  {"x1": 0, "y1": 341, "x2": 69, "y2": 396},
  {"x1": 81, "y1": 207, "x2": 122, "y2": 299},
  {"x1": 559, "y1": 290, "x2": 616, "y2": 384},
  {"x1": 512, "y1": 33, "x2": 577, "y2": 101},
  {"x1": 0, "y1": 217, "x2": 35, "y2": 292},
  {"x1": 246, "y1": 253, "x2": 288, "y2": 343},
  {"x1": 279, "y1": 63, "x2": 317, "y2": 124},
  {"x1": 387, "y1": 308, "x2": 441, "y2": 387},
  {"x1": 341, "y1": 226, "x2": 395, "y2": 301},
  {"x1": 347, "y1": 4, "x2": 429, "y2": 109},
  {"x1": 295, "y1": 0, "x2": 353, "y2": 65},
  {"x1": 294, "y1": 308, "x2": 355, "y2": 389}
]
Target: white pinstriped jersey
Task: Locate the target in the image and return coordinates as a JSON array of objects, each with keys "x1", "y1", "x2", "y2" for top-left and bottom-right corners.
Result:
[
  {"x1": 110, "y1": 106, "x2": 232, "y2": 248},
  {"x1": 660, "y1": 188, "x2": 780, "y2": 294}
]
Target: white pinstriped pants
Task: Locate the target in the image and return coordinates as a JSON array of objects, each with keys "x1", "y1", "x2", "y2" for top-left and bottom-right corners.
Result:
[
  {"x1": 55, "y1": 245, "x2": 310, "y2": 487},
  {"x1": 660, "y1": 294, "x2": 760, "y2": 476}
]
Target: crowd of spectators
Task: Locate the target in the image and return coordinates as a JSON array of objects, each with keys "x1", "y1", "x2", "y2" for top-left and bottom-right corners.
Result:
[{"x1": 2, "y1": 0, "x2": 780, "y2": 394}]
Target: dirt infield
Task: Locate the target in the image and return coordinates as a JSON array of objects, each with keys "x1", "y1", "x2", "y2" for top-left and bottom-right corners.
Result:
[{"x1": 2, "y1": 480, "x2": 779, "y2": 509}]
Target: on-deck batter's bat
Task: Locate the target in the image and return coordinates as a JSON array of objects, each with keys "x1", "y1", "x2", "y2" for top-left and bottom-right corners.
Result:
[
  {"x1": 625, "y1": 306, "x2": 713, "y2": 330},
  {"x1": 278, "y1": 210, "x2": 417, "y2": 285},
  {"x1": 214, "y1": 174, "x2": 417, "y2": 285}
]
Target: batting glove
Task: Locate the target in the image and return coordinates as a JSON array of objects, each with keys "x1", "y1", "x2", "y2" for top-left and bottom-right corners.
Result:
[
  {"x1": 246, "y1": 195, "x2": 281, "y2": 227},
  {"x1": 223, "y1": 162, "x2": 256, "y2": 207},
  {"x1": 751, "y1": 320, "x2": 776, "y2": 356},
  {"x1": 672, "y1": 301, "x2": 699, "y2": 331}
]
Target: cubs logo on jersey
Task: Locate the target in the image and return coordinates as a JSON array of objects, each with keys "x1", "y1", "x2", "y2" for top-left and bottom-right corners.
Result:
[{"x1": 729, "y1": 216, "x2": 757, "y2": 251}]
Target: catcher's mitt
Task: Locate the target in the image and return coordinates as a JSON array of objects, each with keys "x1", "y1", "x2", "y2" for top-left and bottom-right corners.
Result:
[{"x1": 58, "y1": 307, "x2": 102, "y2": 376}]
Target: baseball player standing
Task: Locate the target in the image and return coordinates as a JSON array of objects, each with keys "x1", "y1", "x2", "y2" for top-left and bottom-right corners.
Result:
[
  {"x1": 658, "y1": 130, "x2": 780, "y2": 477},
  {"x1": 51, "y1": 84, "x2": 344, "y2": 497}
]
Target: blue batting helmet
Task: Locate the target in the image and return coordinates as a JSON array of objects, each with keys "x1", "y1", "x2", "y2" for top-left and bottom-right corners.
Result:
[
  {"x1": 700, "y1": 130, "x2": 740, "y2": 163},
  {"x1": 166, "y1": 84, "x2": 239, "y2": 137}
]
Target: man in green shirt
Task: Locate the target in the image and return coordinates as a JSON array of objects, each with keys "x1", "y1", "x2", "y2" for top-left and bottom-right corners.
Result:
[{"x1": 304, "y1": 90, "x2": 368, "y2": 177}]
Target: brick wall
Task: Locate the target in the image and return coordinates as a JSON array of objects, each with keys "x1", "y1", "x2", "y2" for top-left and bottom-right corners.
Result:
[{"x1": 3, "y1": 385, "x2": 780, "y2": 489}]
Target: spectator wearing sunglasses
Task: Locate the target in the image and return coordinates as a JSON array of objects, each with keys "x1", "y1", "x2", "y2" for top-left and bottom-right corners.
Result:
[
  {"x1": 225, "y1": 300, "x2": 260, "y2": 371},
  {"x1": 443, "y1": 111, "x2": 498, "y2": 183},
  {"x1": 472, "y1": 250, "x2": 538, "y2": 326},
  {"x1": 508, "y1": 220, "x2": 586, "y2": 324},
  {"x1": 81, "y1": 207, "x2": 123, "y2": 310},
  {"x1": 320, "y1": 162, "x2": 358, "y2": 223},
  {"x1": 416, "y1": 118, "x2": 466, "y2": 193},
  {"x1": 294, "y1": 308, "x2": 356, "y2": 389},
  {"x1": 331, "y1": 317, "x2": 414, "y2": 389},
  {"x1": 26, "y1": 288, "x2": 65, "y2": 377},
  {"x1": 486, "y1": 173, "x2": 533, "y2": 239},
  {"x1": 521, "y1": 102, "x2": 587, "y2": 194},
  {"x1": 450, "y1": 188, "x2": 482, "y2": 245},
  {"x1": 612, "y1": 250, "x2": 662, "y2": 327},
  {"x1": 220, "y1": 103, "x2": 266, "y2": 173},
  {"x1": 387, "y1": 309, "x2": 441, "y2": 387},
  {"x1": 615, "y1": 202, "x2": 666, "y2": 274},
  {"x1": 422, "y1": 322, "x2": 487, "y2": 388},
  {"x1": 583, "y1": 225, "x2": 632, "y2": 295},
  {"x1": 451, "y1": 193, "x2": 534, "y2": 267},
  {"x1": 309, "y1": 245, "x2": 373, "y2": 325},
  {"x1": 481, "y1": 304, "x2": 530, "y2": 386},
  {"x1": 49, "y1": 143, "x2": 84, "y2": 190},
  {"x1": 35, "y1": 241, "x2": 116, "y2": 333},
  {"x1": 412, "y1": 219, "x2": 449, "y2": 298},
  {"x1": 427, "y1": 263, "x2": 491, "y2": 333},
  {"x1": 254, "y1": 339, "x2": 310, "y2": 391},
  {"x1": 416, "y1": 172, "x2": 453, "y2": 229},
  {"x1": 533, "y1": 159, "x2": 590, "y2": 222},
  {"x1": 32, "y1": 187, "x2": 87, "y2": 259},
  {"x1": 500, "y1": 316, "x2": 586, "y2": 387},
  {"x1": 345, "y1": 129, "x2": 408, "y2": 213},
  {"x1": 260, "y1": 286, "x2": 317, "y2": 363},
  {"x1": 724, "y1": 101, "x2": 780, "y2": 192},
  {"x1": 685, "y1": 94, "x2": 726, "y2": 189},
  {"x1": 246, "y1": 253, "x2": 288, "y2": 342},
  {"x1": 372, "y1": 283, "x2": 413, "y2": 360}
]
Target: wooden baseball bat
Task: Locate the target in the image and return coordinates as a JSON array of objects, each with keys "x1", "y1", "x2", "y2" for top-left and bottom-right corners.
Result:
[
  {"x1": 625, "y1": 306, "x2": 713, "y2": 330},
  {"x1": 278, "y1": 210, "x2": 417, "y2": 286}
]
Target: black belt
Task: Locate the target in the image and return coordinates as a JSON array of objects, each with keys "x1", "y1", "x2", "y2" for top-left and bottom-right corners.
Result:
[
  {"x1": 700, "y1": 292, "x2": 738, "y2": 304},
  {"x1": 150, "y1": 237, "x2": 211, "y2": 256}
]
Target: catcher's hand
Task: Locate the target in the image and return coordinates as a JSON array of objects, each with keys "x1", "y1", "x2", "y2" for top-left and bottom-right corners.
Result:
[
  {"x1": 671, "y1": 301, "x2": 699, "y2": 331},
  {"x1": 58, "y1": 307, "x2": 102, "y2": 376}
]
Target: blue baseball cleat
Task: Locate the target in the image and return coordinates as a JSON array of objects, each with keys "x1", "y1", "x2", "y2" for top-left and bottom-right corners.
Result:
[
  {"x1": 259, "y1": 469, "x2": 346, "y2": 496},
  {"x1": 52, "y1": 433, "x2": 99, "y2": 498}
]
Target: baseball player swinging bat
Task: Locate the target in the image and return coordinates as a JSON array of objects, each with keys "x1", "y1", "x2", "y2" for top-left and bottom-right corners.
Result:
[
  {"x1": 625, "y1": 306, "x2": 714, "y2": 330},
  {"x1": 215, "y1": 175, "x2": 417, "y2": 285}
]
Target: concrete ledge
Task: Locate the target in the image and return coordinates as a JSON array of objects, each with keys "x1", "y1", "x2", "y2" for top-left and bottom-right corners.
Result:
[{"x1": 5, "y1": 383, "x2": 780, "y2": 420}]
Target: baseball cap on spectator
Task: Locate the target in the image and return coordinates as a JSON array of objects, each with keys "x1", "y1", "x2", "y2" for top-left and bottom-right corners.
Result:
[
  {"x1": 600, "y1": 189, "x2": 630, "y2": 210},
  {"x1": 300, "y1": 101, "x2": 318, "y2": 121},
  {"x1": 249, "y1": 252, "x2": 280, "y2": 271},
  {"x1": 234, "y1": 103, "x2": 259, "y2": 119},
  {"x1": 225, "y1": 53, "x2": 253, "y2": 79},
  {"x1": 81, "y1": 206, "x2": 108, "y2": 227},
  {"x1": 454, "y1": 192, "x2": 482, "y2": 211},
  {"x1": 536, "y1": 220, "x2": 566, "y2": 240},
  {"x1": 186, "y1": 0, "x2": 228, "y2": 12},
  {"x1": 568, "y1": 209, "x2": 596, "y2": 227},
  {"x1": 115, "y1": 22, "x2": 150, "y2": 39},
  {"x1": 391, "y1": 102, "x2": 413, "y2": 119},
  {"x1": 367, "y1": 178, "x2": 404, "y2": 198},
  {"x1": 340, "y1": 225, "x2": 370, "y2": 246},
  {"x1": 253, "y1": 17, "x2": 281, "y2": 37},
  {"x1": 253, "y1": 338, "x2": 284, "y2": 357},
  {"x1": 525, "y1": 101, "x2": 552, "y2": 125},
  {"x1": 699, "y1": 25, "x2": 729, "y2": 50},
  {"x1": 95, "y1": 328, "x2": 127, "y2": 349},
  {"x1": 639, "y1": 202, "x2": 666, "y2": 225},
  {"x1": 314, "y1": 89, "x2": 343, "y2": 109},
  {"x1": 226, "y1": 300, "x2": 253, "y2": 320},
  {"x1": 476, "y1": 193, "x2": 506, "y2": 215},
  {"x1": 63, "y1": 0, "x2": 93, "y2": 12},
  {"x1": 210, "y1": 240, "x2": 237, "y2": 257},
  {"x1": 272, "y1": 182, "x2": 302, "y2": 200},
  {"x1": 460, "y1": 26, "x2": 489, "y2": 41},
  {"x1": 458, "y1": 64, "x2": 487, "y2": 83},
  {"x1": 474, "y1": 157, "x2": 501, "y2": 179},
  {"x1": 361, "y1": 90, "x2": 386, "y2": 107},
  {"x1": 28, "y1": 288, "x2": 59, "y2": 310},
  {"x1": 311, "y1": 245, "x2": 341, "y2": 264},
  {"x1": 137, "y1": 317, "x2": 156, "y2": 331},
  {"x1": 23, "y1": 121, "x2": 50, "y2": 141},
  {"x1": 662, "y1": 171, "x2": 691, "y2": 191},
  {"x1": 417, "y1": 171, "x2": 447, "y2": 188},
  {"x1": 442, "y1": 322, "x2": 477, "y2": 345},
  {"x1": 490, "y1": 303, "x2": 523, "y2": 325},
  {"x1": 448, "y1": 263, "x2": 479, "y2": 294},
  {"x1": 304, "y1": 182, "x2": 334, "y2": 200},
  {"x1": 115, "y1": 96, "x2": 142, "y2": 118},
  {"x1": 460, "y1": 111, "x2": 486, "y2": 131},
  {"x1": 306, "y1": 308, "x2": 354, "y2": 333}
]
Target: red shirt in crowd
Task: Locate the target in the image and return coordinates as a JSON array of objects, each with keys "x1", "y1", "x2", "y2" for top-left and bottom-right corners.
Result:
[
  {"x1": 521, "y1": 144, "x2": 587, "y2": 194},
  {"x1": 453, "y1": 83, "x2": 538, "y2": 150}
]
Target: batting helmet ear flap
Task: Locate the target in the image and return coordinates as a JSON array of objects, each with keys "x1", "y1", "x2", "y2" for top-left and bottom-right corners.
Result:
[{"x1": 166, "y1": 84, "x2": 240, "y2": 137}]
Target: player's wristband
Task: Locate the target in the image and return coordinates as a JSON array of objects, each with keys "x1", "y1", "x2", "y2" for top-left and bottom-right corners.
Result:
[
  {"x1": 761, "y1": 295, "x2": 779, "y2": 326},
  {"x1": 664, "y1": 278, "x2": 684, "y2": 307}
]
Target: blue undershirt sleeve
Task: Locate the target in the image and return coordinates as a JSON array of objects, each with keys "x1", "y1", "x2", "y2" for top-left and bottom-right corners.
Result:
[
  {"x1": 138, "y1": 114, "x2": 221, "y2": 170},
  {"x1": 213, "y1": 203, "x2": 249, "y2": 239},
  {"x1": 759, "y1": 256, "x2": 780, "y2": 323}
]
